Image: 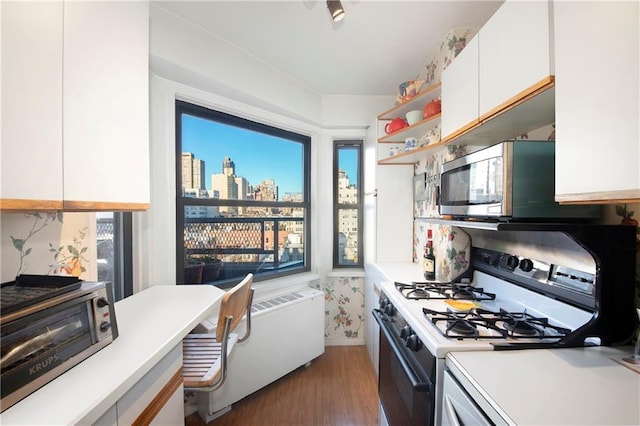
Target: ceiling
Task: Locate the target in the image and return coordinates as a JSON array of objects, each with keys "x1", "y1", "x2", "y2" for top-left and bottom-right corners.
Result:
[{"x1": 153, "y1": 1, "x2": 504, "y2": 97}]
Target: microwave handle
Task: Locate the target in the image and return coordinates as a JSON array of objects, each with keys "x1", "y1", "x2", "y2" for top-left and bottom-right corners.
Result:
[{"x1": 436, "y1": 185, "x2": 440, "y2": 212}]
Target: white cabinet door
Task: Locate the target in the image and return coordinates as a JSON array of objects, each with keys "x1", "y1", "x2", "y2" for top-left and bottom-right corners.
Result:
[
  {"x1": 554, "y1": 1, "x2": 640, "y2": 203},
  {"x1": 478, "y1": 0, "x2": 553, "y2": 119},
  {"x1": 63, "y1": 1, "x2": 150, "y2": 208},
  {"x1": 441, "y1": 36, "x2": 479, "y2": 141},
  {"x1": 1, "y1": 1, "x2": 64, "y2": 208}
]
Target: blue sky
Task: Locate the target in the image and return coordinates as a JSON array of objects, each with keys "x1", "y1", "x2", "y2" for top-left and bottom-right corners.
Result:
[{"x1": 182, "y1": 114, "x2": 358, "y2": 198}]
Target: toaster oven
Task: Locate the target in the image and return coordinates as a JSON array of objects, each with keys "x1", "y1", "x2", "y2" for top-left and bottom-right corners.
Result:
[{"x1": 0, "y1": 276, "x2": 119, "y2": 412}]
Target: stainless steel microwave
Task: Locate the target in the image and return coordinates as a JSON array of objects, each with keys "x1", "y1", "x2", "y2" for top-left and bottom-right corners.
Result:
[{"x1": 439, "y1": 141, "x2": 600, "y2": 220}]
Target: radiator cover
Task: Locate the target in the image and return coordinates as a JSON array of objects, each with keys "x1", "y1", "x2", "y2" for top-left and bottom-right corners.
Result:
[{"x1": 195, "y1": 287, "x2": 324, "y2": 422}]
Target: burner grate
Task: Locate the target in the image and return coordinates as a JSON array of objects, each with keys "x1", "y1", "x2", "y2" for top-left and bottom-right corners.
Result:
[
  {"x1": 423, "y1": 307, "x2": 571, "y2": 341},
  {"x1": 395, "y1": 281, "x2": 496, "y2": 301}
]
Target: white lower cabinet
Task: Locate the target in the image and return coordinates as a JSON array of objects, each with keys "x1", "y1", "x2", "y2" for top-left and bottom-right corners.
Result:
[
  {"x1": 94, "y1": 344, "x2": 184, "y2": 426},
  {"x1": 364, "y1": 265, "x2": 381, "y2": 377},
  {"x1": 553, "y1": 1, "x2": 640, "y2": 203}
]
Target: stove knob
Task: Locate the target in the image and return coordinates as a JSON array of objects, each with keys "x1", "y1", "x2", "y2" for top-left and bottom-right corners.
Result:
[
  {"x1": 506, "y1": 255, "x2": 519, "y2": 269},
  {"x1": 379, "y1": 298, "x2": 388, "y2": 310},
  {"x1": 400, "y1": 325, "x2": 412, "y2": 340},
  {"x1": 384, "y1": 303, "x2": 396, "y2": 316},
  {"x1": 406, "y1": 334, "x2": 423, "y2": 351},
  {"x1": 519, "y1": 258, "x2": 534, "y2": 272}
]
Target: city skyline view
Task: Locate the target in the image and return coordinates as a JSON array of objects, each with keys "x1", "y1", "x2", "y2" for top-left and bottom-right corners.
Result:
[{"x1": 181, "y1": 113, "x2": 358, "y2": 198}]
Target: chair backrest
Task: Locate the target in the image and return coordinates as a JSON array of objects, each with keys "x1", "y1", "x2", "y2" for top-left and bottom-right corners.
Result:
[{"x1": 216, "y1": 273, "x2": 253, "y2": 341}]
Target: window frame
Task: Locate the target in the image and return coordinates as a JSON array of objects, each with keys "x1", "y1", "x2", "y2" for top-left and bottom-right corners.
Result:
[
  {"x1": 333, "y1": 139, "x2": 364, "y2": 269},
  {"x1": 175, "y1": 100, "x2": 312, "y2": 287}
]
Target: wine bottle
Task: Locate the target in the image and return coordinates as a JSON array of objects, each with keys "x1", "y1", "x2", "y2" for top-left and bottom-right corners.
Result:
[{"x1": 423, "y1": 230, "x2": 436, "y2": 281}]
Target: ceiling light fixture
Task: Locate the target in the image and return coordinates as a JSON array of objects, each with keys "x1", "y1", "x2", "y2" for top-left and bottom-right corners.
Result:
[{"x1": 327, "y1": 0, "x2": 345, "y2": 22}]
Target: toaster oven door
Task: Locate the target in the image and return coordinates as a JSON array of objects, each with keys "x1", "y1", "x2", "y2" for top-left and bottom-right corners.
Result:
[{"x1": 1, "y1": 297, "x2": 100, "y2": 410}]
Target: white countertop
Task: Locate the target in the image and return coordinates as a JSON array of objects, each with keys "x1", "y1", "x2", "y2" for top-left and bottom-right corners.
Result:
[
  {"x1": 447, "y1": 346, "x2": 640, "y2": 425},
  {"x1": 0, "y1": 284, "x2": 224, "y2": 425}
]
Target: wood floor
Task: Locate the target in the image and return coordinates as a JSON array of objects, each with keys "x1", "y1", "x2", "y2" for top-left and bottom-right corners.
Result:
[{"x1": 185, "y1": 345, "x2": 379, "y2": 426}]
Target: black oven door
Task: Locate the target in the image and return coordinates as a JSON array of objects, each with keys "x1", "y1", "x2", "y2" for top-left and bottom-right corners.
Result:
[{"x1": 374, "y1": 309, "x2": 435, "y2": 426}]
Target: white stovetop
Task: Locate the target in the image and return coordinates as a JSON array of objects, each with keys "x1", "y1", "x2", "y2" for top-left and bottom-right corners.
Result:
[
  {"x1": 372, "y1": 261, "x2": 593, "y2": 358},
  {"x1": 447, "y1": 346, "x2": 640, "y2": 425},
  {"x1": 0, "y1": 284, "x2": 224, "y2": 425},
  {"x1": 373, "y1": 262, "x2": 496, "y2": 358}
]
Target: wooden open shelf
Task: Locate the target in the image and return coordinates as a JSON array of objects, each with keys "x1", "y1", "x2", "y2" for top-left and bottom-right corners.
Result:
[{"x1": 378, "y1": 77, "x2": 555, "y2": 165}]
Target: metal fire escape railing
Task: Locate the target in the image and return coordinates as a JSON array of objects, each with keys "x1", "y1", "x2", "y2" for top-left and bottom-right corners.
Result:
[{"x1": 184, "y1": 217, "x2": 305, "y2": 269}]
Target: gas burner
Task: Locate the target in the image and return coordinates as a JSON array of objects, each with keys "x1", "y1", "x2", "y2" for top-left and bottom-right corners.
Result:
[
  {"x1": 446, "y1": 313, "x2": 480, "y2": 338},
  {"x1": 449, "y1": 285, "x2": 495, "y2": 301},
  {"x1": 493, "y1": 309, "x2": 571, "y2": 338},
  {"x1": 423, "y1": 308, "x2": 507, "y2": 340}
]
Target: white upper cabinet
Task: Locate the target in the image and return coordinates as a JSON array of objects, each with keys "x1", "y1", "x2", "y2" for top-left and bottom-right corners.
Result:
[
  {"x1": 478, "y1": 0, "x2": 553, "y2": 119},
  {"x1": 441, "y1": 36, "x2": 479, "y2": 141},
  {"x1": 1, "y1": 2, "x2": 64, "y2": 209},
  {"x1": 553, "y1": 1, "x2": 639, "y2": 203},
  {"x1": 0, "y1": 1, "x2": 150, "y2": 211},
  {"x1": 63, "y1": 2, "x2": 150, "y2": 210}
]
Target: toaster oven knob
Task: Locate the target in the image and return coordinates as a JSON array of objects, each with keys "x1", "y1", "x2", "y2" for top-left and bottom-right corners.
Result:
[
  {"x1": 99, "y1": 321, "x2": 111, "y2": 332},
  {"x1": 96, "y1": 297, "x2": 109, "y2": 308},
  {"x1": 519, "y1": 258, "x2": 534, "y2": 272},
  {"x1": 406, "y1": 334, "x2": 423, "y2": 351}
]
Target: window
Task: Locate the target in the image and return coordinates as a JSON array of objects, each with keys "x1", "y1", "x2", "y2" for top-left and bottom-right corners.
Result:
[
  {"x1": 175, "y1": 100, "x2": 311, "y2": 287},
  {"x1": 333, "y1": 140, "x2": 363, "y2": 268},
  {"x1": 96, "y1": 212, "x2": 133, "y2": 301}
]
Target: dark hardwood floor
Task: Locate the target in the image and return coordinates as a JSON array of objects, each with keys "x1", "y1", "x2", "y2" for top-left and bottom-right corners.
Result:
[{"x1": 185, "y1": 345, "x2": 379, "y2": 426}]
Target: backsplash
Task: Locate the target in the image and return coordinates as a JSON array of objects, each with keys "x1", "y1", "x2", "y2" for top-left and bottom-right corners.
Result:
[{"x1": 0, "y1": 212, "x2": 97, "y2": 283}]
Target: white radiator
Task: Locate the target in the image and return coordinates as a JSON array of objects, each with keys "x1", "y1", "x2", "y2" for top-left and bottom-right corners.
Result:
[{"x1": 194, "y1": 287, "x2": 325, "y2": 422}]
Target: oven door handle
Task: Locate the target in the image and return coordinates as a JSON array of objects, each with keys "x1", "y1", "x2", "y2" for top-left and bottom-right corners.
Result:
[{"x1": 373, "y1": 309, "x2": 432, "y2": 392}]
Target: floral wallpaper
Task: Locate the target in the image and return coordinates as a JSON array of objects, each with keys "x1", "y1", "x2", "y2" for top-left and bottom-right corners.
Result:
[
  {"x1": 1, "y1": 212, "x2": 96, "y2": 283},
  {"x1": 312, "y1": 276, "x2": 365, "y2": 344}
]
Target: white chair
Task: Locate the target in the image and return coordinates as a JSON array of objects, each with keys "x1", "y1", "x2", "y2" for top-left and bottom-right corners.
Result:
[{"x1": 182, "y1": 273, "x2": 254, "y2": 391}]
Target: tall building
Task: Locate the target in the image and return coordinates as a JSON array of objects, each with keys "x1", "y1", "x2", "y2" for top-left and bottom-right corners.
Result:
[
  {"x1": 255, "y1": 179, "x2": 278, "y2": 201},
  {"x1": 337, "y1": 169, "x2": 358, "y2": 263},
  {"x1": 181, "y1": 152, "x2": 205, "y2": 190},
  {"x1": 212, "y1": 156, "x2": 242, "y2": 214}
]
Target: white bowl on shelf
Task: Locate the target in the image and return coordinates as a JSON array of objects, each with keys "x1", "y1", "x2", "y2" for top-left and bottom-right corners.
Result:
[{"x1": 406, "y1": 110, "x2": 423, "y2": 126}]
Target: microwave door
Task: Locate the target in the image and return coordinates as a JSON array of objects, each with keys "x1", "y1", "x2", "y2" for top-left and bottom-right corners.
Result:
[{"x1": 440, "y1": 144, "x2": 507, "y2": 217}]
